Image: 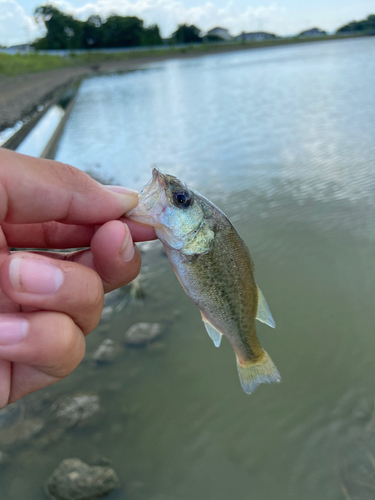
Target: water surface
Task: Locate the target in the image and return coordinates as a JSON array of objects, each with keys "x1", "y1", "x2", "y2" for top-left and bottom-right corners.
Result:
[{"x1": 2, "y1": 37, "x2": 375, "y2": 500}]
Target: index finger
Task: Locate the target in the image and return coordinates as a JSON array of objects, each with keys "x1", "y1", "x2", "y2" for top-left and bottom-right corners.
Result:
[
  {"x1": 1, "y1": 218, "x2": 156, "y2": 248},
  {"x1": 0, "y1": 149, "x2": 138, "y2": 225}
]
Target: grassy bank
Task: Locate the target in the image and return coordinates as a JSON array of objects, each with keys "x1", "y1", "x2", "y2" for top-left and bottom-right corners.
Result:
[{"x1": 0, "y1": 33, "x2": 370, "y2": 77}]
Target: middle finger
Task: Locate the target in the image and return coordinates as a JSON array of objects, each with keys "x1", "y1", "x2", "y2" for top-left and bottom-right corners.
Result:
[{"x1": 0, "y1": 253, "x2": 104, "y2": 334}]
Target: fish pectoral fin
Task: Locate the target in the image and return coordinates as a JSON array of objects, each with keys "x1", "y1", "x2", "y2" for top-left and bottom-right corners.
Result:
[
  {"x1": 256, "y1": 285, "x2": 276, "y2": 328},
  {"x1": 200, "y1": 314, "x2": 222, "y2": 348}
]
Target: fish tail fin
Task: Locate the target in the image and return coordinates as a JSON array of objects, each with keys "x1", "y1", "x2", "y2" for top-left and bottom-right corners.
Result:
[{"x1": 236, "y1": 350, "x2": 281, "y2": 394}]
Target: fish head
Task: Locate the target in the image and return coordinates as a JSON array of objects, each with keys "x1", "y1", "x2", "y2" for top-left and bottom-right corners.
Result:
[{"x1": 127, "y1": 168, "x2": 206, "y2": 250}]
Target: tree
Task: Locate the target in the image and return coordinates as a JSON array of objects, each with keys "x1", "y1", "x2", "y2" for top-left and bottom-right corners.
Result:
[
  {"x1": 101, "y1": 15, "x2": 144, "y2": 47},
  {"x1": 336, "y1": 14, "x2": 375, "y2": 33},
  {"x1": 204, "y1": 34, "x2": 223, "y2": 42},
  {"x1": 172, "y1": 24, "x2": 202, "y2": 44},
  {"x1": 82, "y1": 15, "x2": 103, "y2": 48},
  {"x1": 33, "y1": 5, "x2": 84, "y2": 50},
  {"x1": 142, "y1": 25, "x2": 162, "y2": 46}
]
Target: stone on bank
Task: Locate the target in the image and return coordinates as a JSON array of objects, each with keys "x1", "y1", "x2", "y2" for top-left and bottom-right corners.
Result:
[{"x1": 45, "y1": 458, "x2": 120, "y2": 500}]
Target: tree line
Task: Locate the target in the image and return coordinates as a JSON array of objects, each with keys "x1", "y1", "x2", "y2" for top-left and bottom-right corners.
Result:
[
  {"x1": 336, "y1": 14, "x2": 375, "y2": 33},
  {"x1": 32, "y1": 5, "x2": 375, "y2": 51},
  {"x1": 33, "y1": 5, "x2": 202, "y2": 50}
]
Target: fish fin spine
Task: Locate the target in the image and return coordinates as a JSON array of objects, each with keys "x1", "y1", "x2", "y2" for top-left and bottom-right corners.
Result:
[{"x1": 236, "y1": 350, "x2": 281, "y2": 394}]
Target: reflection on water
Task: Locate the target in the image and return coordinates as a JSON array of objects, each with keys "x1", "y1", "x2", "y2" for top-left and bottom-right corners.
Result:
[
  {"x1": 16, "y1": 105, "x2": 65, "y2": 157},
  {"x1": 2, "y1": 37, "x2": 375, "y2": 500}
]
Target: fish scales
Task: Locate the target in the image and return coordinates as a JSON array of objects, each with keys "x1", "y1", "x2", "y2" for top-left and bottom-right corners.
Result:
[
  {"x1": 127, "y1": 168, "x2": 281, "y2": 394},
  {"x1": 166, "y1": 223, "x2": 263, "y2": 362}
]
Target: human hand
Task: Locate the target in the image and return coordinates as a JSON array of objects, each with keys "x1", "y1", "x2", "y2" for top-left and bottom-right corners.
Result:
[{"x1": 0, "y1": 148, "x2": 155, "y2": 409}]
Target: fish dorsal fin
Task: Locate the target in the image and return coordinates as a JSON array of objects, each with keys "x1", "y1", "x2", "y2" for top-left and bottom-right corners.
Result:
[
  {"x1": 201, "y1": 313, "x2": 222, "y2": 347},
  {"x1": 256, "y1": 285, "x2": 276, "y2": 328}
]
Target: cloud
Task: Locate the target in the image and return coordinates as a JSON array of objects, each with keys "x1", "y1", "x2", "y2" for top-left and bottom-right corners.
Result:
[
  {"x1": 51, "y1": 0, "x2": 285, "y2": 37},
  {"x1": 0, "y1": 0, "x2": 43, "y2": 46}
]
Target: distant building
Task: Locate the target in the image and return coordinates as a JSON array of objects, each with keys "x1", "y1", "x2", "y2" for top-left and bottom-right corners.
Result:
[
  {"x1": 0, "y1": 44, "x2": 34, "y2": 54},
  {"x1": 206, "y1": 27, "x2": 232, "y2": 41},
  {"x1": 235, "y1": 31, "x2": 278, "y2": 42},
  {"x1": 298, "y1": 28, "x2": 327, "y2": 37}
]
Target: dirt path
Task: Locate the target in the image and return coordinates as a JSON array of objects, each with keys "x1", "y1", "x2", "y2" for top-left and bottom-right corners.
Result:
[{"x1": 0, "y1": 67, "x2": 91, "y2": 131}]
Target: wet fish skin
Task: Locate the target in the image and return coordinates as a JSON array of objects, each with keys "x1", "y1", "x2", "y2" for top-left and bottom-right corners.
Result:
[{"x1": 127, "y1": 169, "x2": 281, "y2": 394}]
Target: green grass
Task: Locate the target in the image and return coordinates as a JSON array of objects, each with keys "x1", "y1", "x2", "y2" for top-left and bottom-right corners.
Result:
[
  {"x1": 0, "y1": 33, "x2": 370, "y2": 77},
  {"x1": 0, "y1": 53, "x2": 73, "y2": 76}
]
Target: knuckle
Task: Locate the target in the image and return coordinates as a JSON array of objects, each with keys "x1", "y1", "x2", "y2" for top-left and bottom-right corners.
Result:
[
  {"x1": 47, "y1": 314, "x2": 85, "y2": 377},
  {"x1": 58, "y1": 162, "x2": 98, "y2": 195},
  {"x1": 73, "y1": 272, "x2": 104, "y2": 334},
  {"x1": 41, "y1": 221, "x2": 60, "y2": 248},
  {"x1": 52, "y1": 161, "x2": 83, "y2": 183},
  {"x1": 82, "y1": 271, "x2": 104, "y2": 313}
]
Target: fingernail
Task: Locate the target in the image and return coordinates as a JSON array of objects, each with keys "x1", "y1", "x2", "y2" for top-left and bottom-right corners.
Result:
[
  {"x1": 0, "y1": 317, "x2": 29, "y2": 346},
  {"x1": 106, "y1": 185, "x2": 139, "y2": 212},
  {"x1": 9, "y1": 256, "x2": 64, "y2": 295},
  {"x1": 120, "y1": 225, "x2": 135, "y2": 262},
  {"x1": 106, "y1": 185, "x2": 138, "y2": 196}
]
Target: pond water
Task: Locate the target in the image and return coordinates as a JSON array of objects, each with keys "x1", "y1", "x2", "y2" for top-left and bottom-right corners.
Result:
[{"x1": 2, "y1": 37, "x2": 375, "y2": 500}]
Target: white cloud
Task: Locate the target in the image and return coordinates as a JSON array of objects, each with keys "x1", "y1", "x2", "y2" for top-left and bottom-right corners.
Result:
[{"x1": 0, "y1": 0, "x2": 43, "y2": 46}]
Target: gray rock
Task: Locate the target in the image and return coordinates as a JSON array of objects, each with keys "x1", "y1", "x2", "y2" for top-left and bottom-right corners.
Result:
[
  {"x1": 51, "y1": 394, "x2": 100, "y2": 429},
  {"x1": 45, "y1": 458, "x2": 120, "y2": 500},
  {"x1": 124, "y1": 323, "x2": 162, "y2": 346},
  {"x1": 92, "y1": 339, "x2": 117, "y2": 364}
]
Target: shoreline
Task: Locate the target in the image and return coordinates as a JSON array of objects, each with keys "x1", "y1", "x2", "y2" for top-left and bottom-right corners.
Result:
[{"x1": 0, "y1": 34, "x2": 372, "y2": 134}]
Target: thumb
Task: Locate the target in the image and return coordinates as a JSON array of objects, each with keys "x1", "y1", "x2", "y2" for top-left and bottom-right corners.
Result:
[{"x1": 0, "y1": 149, "x2": 138, "y2": 225}]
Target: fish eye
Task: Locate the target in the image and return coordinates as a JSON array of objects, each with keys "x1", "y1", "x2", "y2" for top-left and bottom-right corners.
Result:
[{"x1": 172, "y1": 190, "x2": 192, "y2": 208}]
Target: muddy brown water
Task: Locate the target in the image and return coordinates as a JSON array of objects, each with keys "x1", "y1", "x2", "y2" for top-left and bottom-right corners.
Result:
[{"x1": 1, "y1": 37, "x2": 375, "y2": 500}]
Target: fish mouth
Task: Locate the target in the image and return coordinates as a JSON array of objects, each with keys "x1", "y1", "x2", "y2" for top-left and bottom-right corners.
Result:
[{"x1": 126, "y1": 168, "x2": 169, "y2": 227}]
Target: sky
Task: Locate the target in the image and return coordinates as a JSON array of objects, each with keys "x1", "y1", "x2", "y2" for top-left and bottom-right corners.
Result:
[{"x1": 1, "y1": 0, "x2": 374, "y2": 46}]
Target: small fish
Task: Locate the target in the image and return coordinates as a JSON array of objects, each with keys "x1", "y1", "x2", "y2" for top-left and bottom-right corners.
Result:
[{"x1": 127, "y1": 169, "x2": 281, "y2": 394}]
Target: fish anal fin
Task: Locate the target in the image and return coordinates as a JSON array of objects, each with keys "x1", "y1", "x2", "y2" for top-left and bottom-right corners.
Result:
[
  {"x1": 200, "y1": 313, "x2": 223, "y2": 348},
  {"x1": 256, "y1": 285, "x2": 276, "y2": 328}
]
